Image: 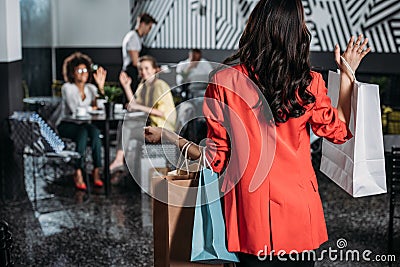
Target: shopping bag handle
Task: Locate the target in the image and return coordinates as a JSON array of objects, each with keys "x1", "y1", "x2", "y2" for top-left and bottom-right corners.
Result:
[
  {"x1": 340, "y1": 56, "x2": 357, "y2": 82},
  {"x1": 202, "y1": 146, "x2": 214, "y2": 175},
  {"x1": 179, "y1": 141, "x2": 192, "y2": 176}
]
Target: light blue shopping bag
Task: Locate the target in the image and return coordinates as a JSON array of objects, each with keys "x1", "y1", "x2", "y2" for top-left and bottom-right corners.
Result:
[{"x1": 190, "y1": 167, "x2": 239, "y2": 264}]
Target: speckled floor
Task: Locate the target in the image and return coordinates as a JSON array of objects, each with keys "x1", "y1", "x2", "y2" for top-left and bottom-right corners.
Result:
[{"x1": 0, "y1": 154, "x2": 399, "y2": 266}]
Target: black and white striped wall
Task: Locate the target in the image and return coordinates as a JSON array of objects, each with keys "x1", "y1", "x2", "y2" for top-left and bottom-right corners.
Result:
[{"x1": 132, "y1": 0, "x2": 400, "y2": 53}]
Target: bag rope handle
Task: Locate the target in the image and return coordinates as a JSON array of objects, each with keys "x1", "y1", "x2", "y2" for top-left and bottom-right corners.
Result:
[
  {"x1": 202, "y1": 146, "x2": 214, "y2": 175},
  {"x1": 340, "y1": 56, "x2": 357, "y2": 82},
  {"x1": 180, "y1": 141, "x2": 192, "y2": 175}
]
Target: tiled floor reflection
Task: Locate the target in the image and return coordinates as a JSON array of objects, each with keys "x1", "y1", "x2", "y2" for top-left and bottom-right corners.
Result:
[{"x1": 0, "y1": 155, "x2": 399, "y2": 266}]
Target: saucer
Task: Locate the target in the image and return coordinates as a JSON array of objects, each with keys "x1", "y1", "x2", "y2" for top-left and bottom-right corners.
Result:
[
  {"x1": 88, "y1": 109, "x2": 105, "y2": 115},
  {"x1": 114, "y1": 109, "x2": 127, "y2": 114},
  {"x1": 74, "y1": 114, "x2": 91, "y2": 119}
]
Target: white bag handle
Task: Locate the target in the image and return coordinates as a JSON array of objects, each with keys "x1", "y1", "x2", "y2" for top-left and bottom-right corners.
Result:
[
  {"x1": 202, "y1": 146, "x2": 214, "y2": 175},
  {"x1": 179, "y1": 141, "x2": 192, "y2": 175},
  {"x1": 340, "y1": 56, "x2": 357, "y2": 82},
  {"x1": 179, "y1": 142, "x2": 215, "y2": 176}
]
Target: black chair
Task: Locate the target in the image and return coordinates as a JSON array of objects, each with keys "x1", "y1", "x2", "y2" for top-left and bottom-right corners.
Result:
[
  {"x1": 388, "y1": 146, "x2": 400, "y2": 254},
  {"x1": 8, "y1": 112, "x2": 89, "y2": 211}
]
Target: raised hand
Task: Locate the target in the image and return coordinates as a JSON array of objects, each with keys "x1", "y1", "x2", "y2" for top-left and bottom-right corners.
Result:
[
  {"x1": 93, "y1": 66, "x2": 107, "y2": 94},
  {"x1": 119, "y1": 71, "x2": 132, "y2": 90},
  {"x1": 334, "y1": 34, "x2": 371, "y2": 81}
]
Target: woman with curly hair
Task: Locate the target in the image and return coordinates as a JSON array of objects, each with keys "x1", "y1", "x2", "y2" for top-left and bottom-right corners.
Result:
[{"x1": 58, "y1": 52, "x2": 107, "y2": 190}]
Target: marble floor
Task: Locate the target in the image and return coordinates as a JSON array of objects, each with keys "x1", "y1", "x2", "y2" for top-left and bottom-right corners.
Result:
[{"x1": 0, "y1": 154, "x2": 399, "y2": 266}]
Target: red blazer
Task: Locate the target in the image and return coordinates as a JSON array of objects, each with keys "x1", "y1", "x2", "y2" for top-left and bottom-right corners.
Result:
[{"x1": 203, "y1": 65, "x2": 352, "y2": 256}]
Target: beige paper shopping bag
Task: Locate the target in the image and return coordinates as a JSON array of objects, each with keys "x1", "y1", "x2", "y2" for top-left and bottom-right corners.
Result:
[{"x1": 152, "y1": 175, "x2": 225, "y2": 267}]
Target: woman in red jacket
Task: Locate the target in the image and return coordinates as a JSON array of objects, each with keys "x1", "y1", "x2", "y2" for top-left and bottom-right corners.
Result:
[{"x1": 145, "y1": 0, "x2": 370, "y2": 266}]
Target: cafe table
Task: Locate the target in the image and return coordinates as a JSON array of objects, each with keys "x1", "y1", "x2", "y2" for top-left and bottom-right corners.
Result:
[{"x1": 62, "y1": 110, "x2": 126, "y2": 196}]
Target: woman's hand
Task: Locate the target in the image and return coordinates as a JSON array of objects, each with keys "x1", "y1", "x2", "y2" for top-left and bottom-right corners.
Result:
[
  {"x1": 144, "y1": 126, "x2": 179, "y2": 144},
  {"x1": 144, "y1": 126, "x2": 163, "y2": 143},
  {"x1": 93, "y1": 66, "x2": 107, "y2": 94},
  {"x1": 119, "y1": 71, "x2": 132, "y2": 90},
  {"x1": 334, "y1": 34, "x2": 371, "y2": 81}
]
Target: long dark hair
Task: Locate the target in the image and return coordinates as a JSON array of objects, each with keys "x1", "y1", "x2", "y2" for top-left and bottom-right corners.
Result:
[{"x1": 224, "y1": 0, "x2": 315, "y2": 124}]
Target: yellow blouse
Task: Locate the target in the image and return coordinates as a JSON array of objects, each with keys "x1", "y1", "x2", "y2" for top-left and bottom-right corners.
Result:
[{"x1": 135, "y1": 78, "x2": 176, "y2": 131}]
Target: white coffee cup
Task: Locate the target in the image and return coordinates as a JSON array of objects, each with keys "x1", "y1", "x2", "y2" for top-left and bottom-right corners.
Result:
[
  {"x1": 114, "y1": 103, "x2": 123, "y2": 113},
  {"x1": 76, "y1": 107, "x2": 87, "y2": 117},
  {"x1": 96, "y1": 99, "x2": 107, "y2": 110}
]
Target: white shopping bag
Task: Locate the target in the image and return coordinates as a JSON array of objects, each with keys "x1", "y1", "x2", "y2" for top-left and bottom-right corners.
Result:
[{"x1": 320, "y1": 71, "x2": 386, "y2": 197}]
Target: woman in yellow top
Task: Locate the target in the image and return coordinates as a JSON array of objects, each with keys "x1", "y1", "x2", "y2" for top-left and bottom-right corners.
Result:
[{"x1": 110, "y1": 55, "x2": 176, "y2": 172}]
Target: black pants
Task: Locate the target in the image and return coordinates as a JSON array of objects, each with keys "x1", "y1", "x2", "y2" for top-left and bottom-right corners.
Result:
[
  {"x1": 237, "y1": 252, "x2": 315, "y2": 267},
  {"x1": 58, "y1": 122, "x2": 102, "y2": 170},
  {"x1": 125, "y1": 65, "x2": 139, "y2": 95}
]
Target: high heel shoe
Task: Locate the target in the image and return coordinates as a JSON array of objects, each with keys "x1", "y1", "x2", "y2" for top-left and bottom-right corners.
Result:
[
  {"x1": 94, "y1": 179, "x2": 104, "y2": 187},
  {"x1": 74, "y1": 172, "x2": 87, "y2": 191},
  {"x1": 75, "y1": 182, "x2": 87, "y2": 191}
]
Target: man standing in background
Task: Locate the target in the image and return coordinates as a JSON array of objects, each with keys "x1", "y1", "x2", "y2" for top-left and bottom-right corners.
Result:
[
  {"x1": 176, "y1": 49, "x2": 214, "y2": 99},
  {"x1": 176, "y1": 49, "x2": 213, "y2": 85},
  {"x1": 122, "y1": 13, "x2": 157, "y2": 93}
]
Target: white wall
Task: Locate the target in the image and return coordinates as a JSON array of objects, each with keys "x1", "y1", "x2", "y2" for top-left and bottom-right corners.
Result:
[
  {"x1": 53, "y1": 0, "x2": 130, "y2": 47},
  {"x1": 0, "y1": 0, "x2": 22, "y2": 61}
]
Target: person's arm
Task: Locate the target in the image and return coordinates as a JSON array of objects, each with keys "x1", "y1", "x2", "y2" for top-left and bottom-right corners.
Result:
[
  {"x1": 128, "y1": 102, "x2": 165, "y2": 117},
  {"x1": 145, "y1": 78, "x2": 229, "y2": 168},
  {"x1": 335, "y1": 34, "x2": 371, "y2": 126},
  {"x1": 144, "y1": 126, "x2": 202, "y2": 160},
  {"x1": 128, "y1": 50, "x2": 139, "y2": 68},
  {"x1": 61, "y1": 84, "x2": 78, "y2": 114},
  {"x1": 119, "y1": 71, "x2": 135, "y2": 103},
  {"x1": 87, "y1": 84, "x2": 99, "y2": 108},
  {"x1": 176, "y1": 60, "x2": 191, "y2": 83}
]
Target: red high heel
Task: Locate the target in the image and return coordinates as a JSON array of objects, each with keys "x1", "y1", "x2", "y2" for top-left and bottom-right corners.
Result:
[
  {"x1": 94, "y1": 179, "x2": 104, "y2": 187},
  {"x1": 75, "y1": 182, "x2": 87, "y2": 191},
  {"x1": 92, "y1": 168, "x2": 103, "y2": 187},
  {"x1": 74, "y1": 172, "x2": 87, "y2": 191}
]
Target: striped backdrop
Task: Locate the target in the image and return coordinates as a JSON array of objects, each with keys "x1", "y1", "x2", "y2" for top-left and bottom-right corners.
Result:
[{"x1": 131, "y1": 0, "x2": 400, "y2": 53}]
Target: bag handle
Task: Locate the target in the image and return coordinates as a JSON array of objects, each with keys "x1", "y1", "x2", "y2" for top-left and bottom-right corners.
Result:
[
  {"x1": 179, "y1": 141, "x2": 192, "y2": 175},
  {"x1": 340, "y1": 56, "x2": 357, "y2": 82},
  {"x1": 201, "y1": 146, "x2": 214, "y2": 175},
  {"x1": 179, "y1": 142, "x2": 215, "y2": 176}
]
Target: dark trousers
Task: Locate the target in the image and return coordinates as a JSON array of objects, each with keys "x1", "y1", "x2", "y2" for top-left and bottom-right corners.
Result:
[
  {"x1": 58, "y1": 122, "x2": 102, "y2": 170},
  {"x1": 125, "y1": 65, "x2": 139, "y2": 95},
  {"x1": 237, "y1": 252, "x2": 315, "y2": 267}
]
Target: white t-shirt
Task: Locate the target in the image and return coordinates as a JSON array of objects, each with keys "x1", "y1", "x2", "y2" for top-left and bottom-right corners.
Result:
[
  {"x1": 61, "y1": 83, "x2": 98, "y2": 116},
  {"x1": 122, "y1": 30, "x2": 143, "y2": 70},
  {"x1": 175, "y1": 58, "x2": 213, "y2": 85}
]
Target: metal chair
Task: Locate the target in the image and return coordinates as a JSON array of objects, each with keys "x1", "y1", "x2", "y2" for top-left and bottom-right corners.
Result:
[
  {"x1": 388, "y1": 146, "x2": 400, "y2": 254},
  {"x1": 8, "y1": 112, "x2": 89, "y2": 211}
]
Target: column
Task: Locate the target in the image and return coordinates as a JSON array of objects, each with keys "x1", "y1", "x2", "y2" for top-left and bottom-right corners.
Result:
[{"x1": 0, "y1": 0, "x2": 25, "y2": 201}]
